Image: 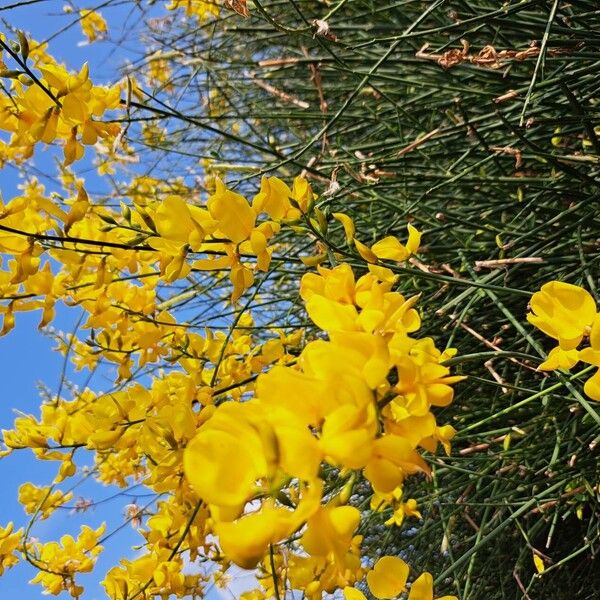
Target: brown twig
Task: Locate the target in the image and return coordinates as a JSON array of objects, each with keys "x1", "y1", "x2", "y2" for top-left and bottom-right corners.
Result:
[
  {"x1": 490, "y1": 146, "x2": 524, "y2": 169},
  {"x1": 416, "y1": 40, "x2": 578, "y2": 71},
  {"x1": 529, "y1": 486, "x2": 586, "y2": 514},
  {"x1": 484, "y1": 359, "x2": 508, "y2": 393},
  {"x1": 458, "y1": 322, "x2": 537, "y2": 372},
  {"x1": 258, "y1": 58, "x2": 300, "y2": 67},
  {"x1": 513, "y1": 570, "x2": 533, "y2": 600},
  {"x1": 247, "y1": 71, "x2": 310, "y2": 109},
  {"x1": 495, "y1": 90, "x2": 519, "y2": 104},
  {"x1": 475, "y1": 257, "x2": 543, "y2": 269},
  {"x1": 397, "y1": 127, "x2": 441, "y2": 157}
]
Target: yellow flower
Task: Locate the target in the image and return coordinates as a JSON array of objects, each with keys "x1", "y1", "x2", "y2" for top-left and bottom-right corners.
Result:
[
  {"x1": 408, "y1": 572, "x2": 457, "y2": 600},
  {"x1": 166, "y1": 0, "x2": 220, "y2": 20},
  {"x1": 208, "y1": 178, "x2": 256, "y2": 244},
  {"x1": 18, "y1": 483, "x2": 73, "y2": 519},
  {"x1": 80, "y1": 10, "x2": 108, "y2": 43},
  {"x1": 252, "y1": 176, "x2": 300, "y2": 221},
  {"x1": 527, "y1": 281, "x2": 596, "y2": 349},
  {"x1": 364, "y1": 435, "x2": 430, "y2": 494},
  {"x1": 371, "y1": 487, "x2": 422, "y2": 527},
  {"x1": 214, "y1": 504, "x2": 296, "y2": 569},
  {"x1": 301, "y1": 504, "x2": 360, "y2": 564},
  {"x1": 183, "y1": 403, "x2": 270, "y2": 508},
  {"x1": 366, "y1": 555, "x2": 409, "y2": 599},
  {"x1": 579, "y1": 312, "x2": 600, "y2": 401},
  {"x1": 300, "y1": 263, "x2": 356, "y2": 305},
  {"x1": 371, "y1": 224, "x2": 421, "y2": 262},
  {"x1": 0, "y1": 522, "x2": 22, "y2": 576},
  {"x1": 291, "y1": 175, "x2": 315, "y2": 213}
]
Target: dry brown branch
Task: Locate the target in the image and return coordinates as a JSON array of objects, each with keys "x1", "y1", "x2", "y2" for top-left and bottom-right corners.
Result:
[
  {"x1": 397, "y1": 127, "x2": 441, "y2": 156},
  {"x1": 513, "y1": 570, "x2": 533, "y2": 600},
  {"x1": 459, "y1": 322, "x2": 537, "y2": 371},
  {"x1": 485, "y1": 359, "x2": 508, "y2": 393},
  {"x1": 416, "y1": 40, "x2": 578, "y2": 70},
  {"x1": 463, "y1": 511, "x2": 481, "y2": 532},
  {"x1": 225, "y1": 0, "x2": 250, "y2": 17},
  {"x1": 247, "y1": 71, "x2": 310, "y2": 109},
  {"x1": 494, "y1": 89, "x2": 519, "y2": 103},
  {"x1": 490, "y1": 146, "x2": 524, "y2": 169},
  {"x1": 459, "y1": 434, "x2": 507, "y2": 455},
  {"x1": 475, "y1": 257, "x2": 544, "y2": 269},
  {"x1": 529, "y1": 486, "x2": 586, "y2": 514},
  {"x1": 258, "y1": 58, "x2": 300, "y2": 67}
]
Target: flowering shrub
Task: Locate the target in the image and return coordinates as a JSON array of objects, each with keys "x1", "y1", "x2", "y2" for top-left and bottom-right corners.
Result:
[{"x1": 0, "y1": 2, "x2": 598, "y2": 599}]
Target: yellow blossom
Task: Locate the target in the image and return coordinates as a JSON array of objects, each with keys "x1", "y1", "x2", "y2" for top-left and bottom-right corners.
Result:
[
  {"x1": 79, "y1": 10, "x2": 108, "y2": 43},
  {"x1": 408, "y1": 572, "x2": 457, "y2": 600},
  {"x1": 366, "y1": 555, "x2": 410, "y2": 599},
  {"x1": 527, "y1": 280, "x2": 596, "y2": 349}
]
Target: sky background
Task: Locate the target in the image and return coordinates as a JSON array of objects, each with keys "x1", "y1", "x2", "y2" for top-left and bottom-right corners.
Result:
[{"x1": 0, "y1": 2, "x2": 236, "y2": 598}]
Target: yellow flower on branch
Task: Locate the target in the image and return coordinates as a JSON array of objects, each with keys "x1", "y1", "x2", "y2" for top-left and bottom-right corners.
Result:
[
  {"x1": 528, "y1": 280, "x2": 600, "y2": 401},
  {"x1": 0, "y1": 522, "x2": 22, "y2": 576},
  {"x1": 79, "y1": 10, "x2": 108, "y2": 43},
  {"x1": 408, "y1": 572, "x2": 457, "y2": 600},
  {"x1": 366, "y1": 555, "x2": 410, "y2": 599},
  {"x1": 527, "y1": 280, "x2": 596, "y2": 350}
]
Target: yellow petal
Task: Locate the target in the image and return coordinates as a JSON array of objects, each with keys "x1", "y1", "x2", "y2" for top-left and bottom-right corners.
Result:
[
  {"x1": 332, "y1": 212, "x2": 356, "y2": 244},
  {"x1": 367, "y1": 264, "x2": 398, "y2": 283},
  {"x1": 154, "y1": 195, "x2": 194, "y2": 244},
  {"x1": 291, "y1": 175, "x2": 314, "y2": 213},
  {"x1": 300, "y1": 504, "x2": 360, "y2": 560},
  {"x1": 329, "y1": 505, "x2": 361, "y2": 538},
  {"x1": 367, "y1": 556, "x2": 409, "y2": 599},
  {"x1": 208, "y1": 178, "x2": 256, "y2": 243},
  {"x1": 408, "y1": 572, "x2": 433, "y2": 600},
  {"x1": 306, "y1": 295, "x2": 359, "y2": 332},
  {"x1": 275, "y1": 424, "x2": 322, "y2": 481},
  {"x1": 538, "y1": 346, "x2": 579, "y2": 371},
  {"x1": 406, "y1": 223, "x2": 421, "y2": 255},
  {"x1": 583, "y1": 369, "x2": 600, "y2": 401},
  {"x1": 354, "y1": 238, "x2": 378, "y2": 263},
  {"x1": 589, "y1": 312, "x2": 600, "y2": 349},
  {"x1": 344, "y1": 588, "x2": 368, "y2": 600},
  {"x1": 257, "y1": 366, "x2": 330, "y2": 426},
  {"x1": 371, "y1": 236, "x2": 409, "y2": 262},
  {"x1": 215, "y1": 507, "x2": 292, "y2": 569},
  {"x1": 321, "y1": 409, "x2": 374, "y2": 469},
  {"x1": 184, "y1": 419, "x2": 265, "y2": 507}
]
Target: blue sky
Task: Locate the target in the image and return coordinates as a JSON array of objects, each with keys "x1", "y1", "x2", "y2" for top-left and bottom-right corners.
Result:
[{"x1": 0, "y1": 2, "x2": 188, "y2": 598}]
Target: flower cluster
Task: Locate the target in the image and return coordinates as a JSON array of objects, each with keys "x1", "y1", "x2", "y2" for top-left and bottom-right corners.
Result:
[
  {"x1": 179, "y1": 261, "x2": 462, "y2": 597},
  {"x1": 345, "y1": 556, "x2": 456, "y2": 600},
  {"x1": 166, "y1": 0, "x2": 221, "y2": 20},
  {"x1": 79, "y1": 10, "x2": 108, "y2": 44},
  {"x1": 0, "y1": 35, "x2": 462, "y2": 599},
  {"x1": 0, "y1": 36, "x2": 121, "y2": 165},
  {"x1": 528, "y1": 280, "x2": 600, "y2": 400},
  {"x1": 29, "y1": 525, "x2": 106, "y2": 598}
]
